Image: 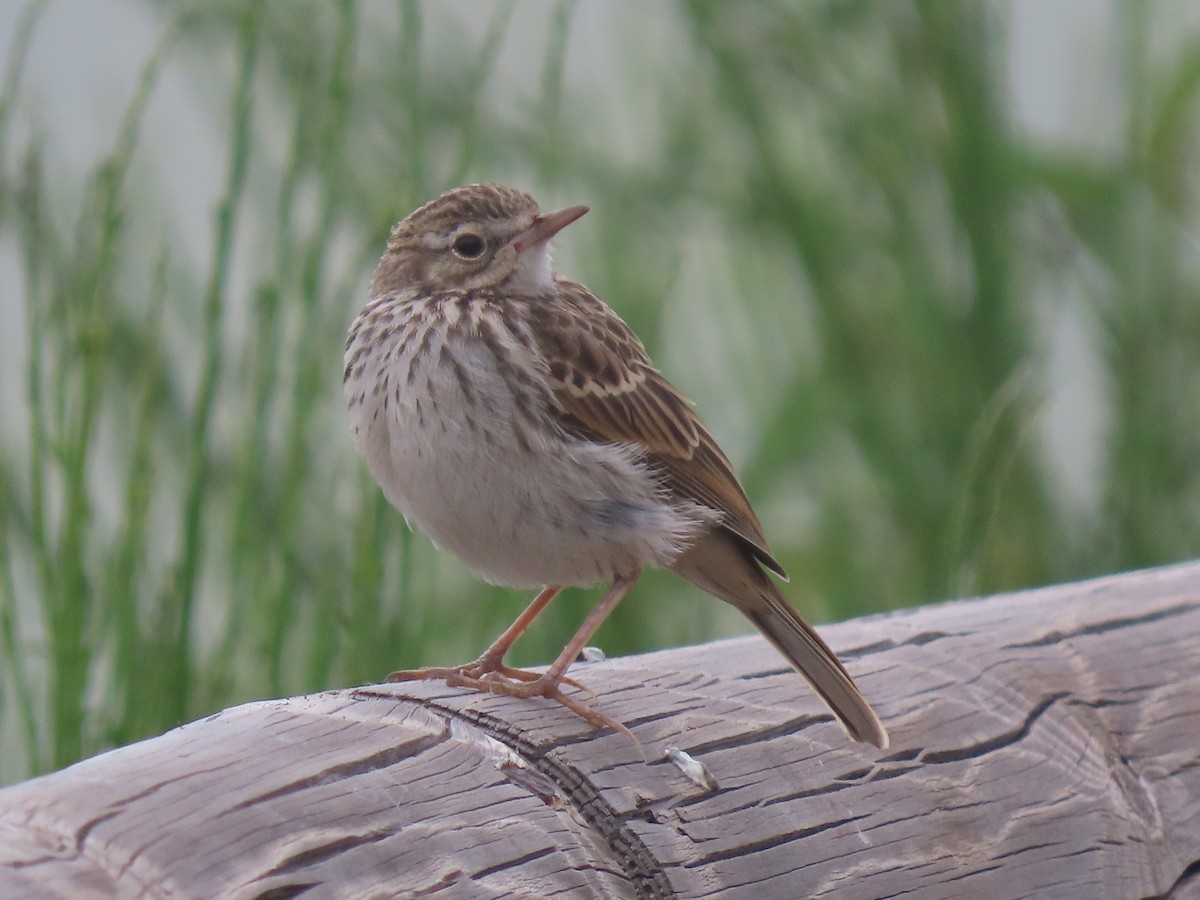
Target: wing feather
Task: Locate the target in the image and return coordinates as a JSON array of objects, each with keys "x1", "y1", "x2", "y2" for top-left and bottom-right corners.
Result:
[{"x1": 526, "y1": 278, "x2": 786, "y2": 579}]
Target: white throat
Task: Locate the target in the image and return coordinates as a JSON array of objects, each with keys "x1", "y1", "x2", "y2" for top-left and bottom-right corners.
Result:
[{"x1": 508, "y1": 242, "x2": 555, "y2": 294}]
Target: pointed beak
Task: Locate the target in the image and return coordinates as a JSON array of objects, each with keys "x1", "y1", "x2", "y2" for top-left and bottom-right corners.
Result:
[{"x1": 511, "y1": 204, "x2": 588, "y2": 255}]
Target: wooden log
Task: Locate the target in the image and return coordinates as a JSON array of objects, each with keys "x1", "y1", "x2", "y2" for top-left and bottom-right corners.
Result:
[{"x1": 2, "y1": 562, "x2": 1199, "y2": 898}]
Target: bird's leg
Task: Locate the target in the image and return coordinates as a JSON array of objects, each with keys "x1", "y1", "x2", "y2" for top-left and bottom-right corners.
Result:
[
  {"x1": 471, "y1": 573, "x2": 640, "y2": 741},
  {"x1": 462, "y1": 585, "x2": 563, "y2": 678},
  {"x1": 389, "y1": 574, "x2": 643, "y2": 746},
  {"x1": 387, "y1": 586, "x2": 573, "y2": 685},
  {"x1": 527, "y1": 573, "x2": 636, "y2": 690}
]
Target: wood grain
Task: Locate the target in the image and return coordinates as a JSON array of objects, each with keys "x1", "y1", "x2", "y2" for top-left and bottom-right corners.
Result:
[{"x1": 2, "y1": 562, "x2": 1199, "y2": 898}]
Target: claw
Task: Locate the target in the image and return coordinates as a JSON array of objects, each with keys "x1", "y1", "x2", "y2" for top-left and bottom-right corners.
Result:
[
  {"x1": 386, "y1": 666, "x2": 464, "y2": 683},
  {"x1": 539, "y1": 681, "x2": 643, "y2": 758}
]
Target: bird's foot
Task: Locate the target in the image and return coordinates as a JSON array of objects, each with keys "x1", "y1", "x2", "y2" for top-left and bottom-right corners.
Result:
[
  {"x1": 386, "y1": 655, "x2": 590, "y2": 694},
  {"x1": 469, "y1": 671, "x2": 641, "y2": 753},
  {"x1": 385, "y1": 662, "x2": 638, "y2": 754}
]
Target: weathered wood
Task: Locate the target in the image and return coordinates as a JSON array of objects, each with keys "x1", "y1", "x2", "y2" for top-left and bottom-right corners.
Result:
[{"x1": 2, "y1": 562, "x2": 1200, "y2": 899}]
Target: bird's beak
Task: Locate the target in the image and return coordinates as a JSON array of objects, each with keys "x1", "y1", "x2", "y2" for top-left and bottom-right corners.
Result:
[{"x1": 511, "y1": 205, "x2": 588, "y2": 255}]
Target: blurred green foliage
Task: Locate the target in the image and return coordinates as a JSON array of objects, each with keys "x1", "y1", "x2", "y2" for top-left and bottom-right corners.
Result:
[{"x1": 2, "y1": 0, "x2": 1200, "y2": 782}]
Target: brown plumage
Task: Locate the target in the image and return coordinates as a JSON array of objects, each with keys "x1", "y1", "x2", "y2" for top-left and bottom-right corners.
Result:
[{"x1": 345, "y1": 183, "x2": 888, "y2": 749}]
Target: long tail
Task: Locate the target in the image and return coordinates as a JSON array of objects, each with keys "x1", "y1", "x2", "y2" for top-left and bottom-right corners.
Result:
[{"x1": 672, "y1": 533, "x2": 889, "y2": 749}]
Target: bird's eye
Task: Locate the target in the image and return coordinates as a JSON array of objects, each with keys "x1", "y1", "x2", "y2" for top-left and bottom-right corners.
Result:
[{"x1": 452, "y1": 233, "x2": 486, "y2": 259}]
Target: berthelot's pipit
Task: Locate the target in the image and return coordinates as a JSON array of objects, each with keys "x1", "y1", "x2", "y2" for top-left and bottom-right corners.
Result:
[{"x1": 344, "y1": 183, "x2": 888, "y2": 749}]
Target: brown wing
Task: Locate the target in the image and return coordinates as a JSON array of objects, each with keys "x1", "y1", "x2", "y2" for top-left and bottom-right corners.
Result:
[{"x1": 526, "y1": 278, "x2": 787, "y2": 579}]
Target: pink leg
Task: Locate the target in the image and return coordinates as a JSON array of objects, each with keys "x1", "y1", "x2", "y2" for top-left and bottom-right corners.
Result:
[
  {"x1": 389, "y1": 575, "x2": 644, "y2": 746},
  {"x1": 533, "y1": 573, "x2": 636, "y2": 688},
  {"x1": 387, "y1": 585, "x2": 564, "y2": 684},
  {"x1": 474, "y1": 585, "x2": 563, "y2": 669},
  {"x1": 461, "y1": 574, "x2": 641, "y2": 744}
]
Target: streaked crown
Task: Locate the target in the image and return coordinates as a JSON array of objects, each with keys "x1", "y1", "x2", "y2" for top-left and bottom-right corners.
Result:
[
  {"x1": 398, "y1": 184, "x2": 540, "y2": 238},
  {"x1": 371, "y1": 184, "x2": 544, "y2": 297}
]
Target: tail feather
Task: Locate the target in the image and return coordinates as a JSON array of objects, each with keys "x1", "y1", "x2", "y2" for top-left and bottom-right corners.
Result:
[
  {"x1": 672, "y1": 533, "x2": 889, "y2": 749},
  {"x1": 741, "y1": 595, "x2": 889, "y2": 749}
]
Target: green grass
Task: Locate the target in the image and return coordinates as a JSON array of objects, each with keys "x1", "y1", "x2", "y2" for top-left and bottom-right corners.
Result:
[{"x1": 2, "y1": 0, "x2": 1200, "y2": 783}]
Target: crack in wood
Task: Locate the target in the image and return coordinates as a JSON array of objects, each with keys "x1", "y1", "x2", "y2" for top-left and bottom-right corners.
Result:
[
  {"x1": 657, "y1": 713, "x2": 835, "y2": 757},
  {"x1": 387, "y1": 695, "x2": 677, "y2": 899},
  {"x1": 73, "y1": 808, "x2": 122, "y2": 856},
  {"x1": 1166, "y1": 858, "x2": 1200, "y2": 897},
  {"x1": 919, "y1": 692, "x2": 1067, "y2": 764},
  {"x1": 221, "y1": 731, "x2": 448, "y2": 814},
  {"x1": 254, "y1": 885, "x2": 321, "y2": 900},
  {"x1": 1007, "y1": 600, "x2": 1198, "y2": 649},
  {"x1": 679, "y1": 813, "x2": 872, "y2": 868},
  {"x1": 256, "y1": 829, "x2": 395, "y2": 877},
  {"x1": 469, "y1": 844, "x2": 559, "y2": 882}
]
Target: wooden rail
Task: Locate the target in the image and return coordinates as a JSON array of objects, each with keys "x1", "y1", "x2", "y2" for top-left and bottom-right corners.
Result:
[{"x1": 2, "y1": 562, "x2": 1199, "y2": 898}]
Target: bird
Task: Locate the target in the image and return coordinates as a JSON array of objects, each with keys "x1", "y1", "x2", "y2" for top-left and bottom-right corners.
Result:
[{"x1": 344, "y1": 183, "x2": 888, "y2": 749}]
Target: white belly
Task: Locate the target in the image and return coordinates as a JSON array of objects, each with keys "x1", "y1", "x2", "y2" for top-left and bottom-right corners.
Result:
[{"x1": 346, "y1": 308, "x2": 711, "y2": 588}]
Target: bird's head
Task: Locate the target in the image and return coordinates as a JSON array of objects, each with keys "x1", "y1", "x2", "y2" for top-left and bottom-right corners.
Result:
[{"x1": 371, "y1": 183, "x2": 588, "y2": 297}]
